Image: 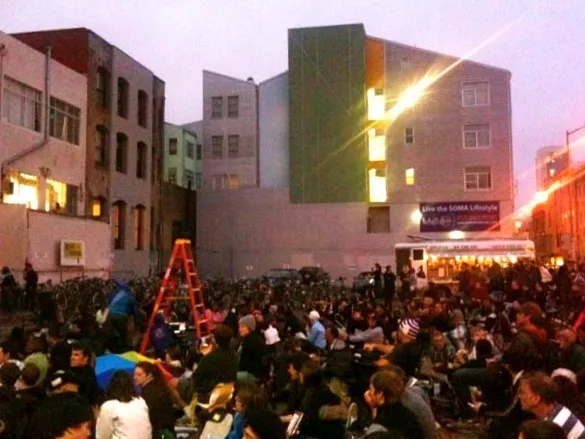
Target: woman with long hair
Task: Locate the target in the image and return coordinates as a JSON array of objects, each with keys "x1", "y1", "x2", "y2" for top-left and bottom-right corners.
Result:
[
  {"x1": 96, "y1": 370, "x2": 151, "y2": 439},
  {"x1": 134, "y1": 361, "x2": 176, "y2": 438}
]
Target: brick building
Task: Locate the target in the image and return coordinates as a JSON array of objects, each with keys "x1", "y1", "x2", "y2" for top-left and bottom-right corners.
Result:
[{"x1": 13, "y1": 28, "x2": 166, "y2": 276}]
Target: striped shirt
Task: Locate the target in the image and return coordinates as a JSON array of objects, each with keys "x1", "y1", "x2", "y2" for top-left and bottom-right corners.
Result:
[{"x1": 546, "y1": 404, "x2": 585, "y2": 439}]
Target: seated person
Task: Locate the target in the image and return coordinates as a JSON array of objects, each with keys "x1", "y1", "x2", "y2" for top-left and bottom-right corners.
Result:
[
  {"x1": 348, "y1": 313, "x2": 385, "y2": 345},
  {"x1": 192, "y1": 324, "x2": 238, "y2": 404}
]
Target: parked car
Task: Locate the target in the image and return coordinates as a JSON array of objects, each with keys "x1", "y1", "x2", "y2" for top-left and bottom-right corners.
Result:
[
  {"x1": 264, "y1": 268, "x2": 302, "y2": 288},
  {"x1": 299, "y1": 266, "x2": 330, "y2": 285},
  {"x1": 353, "y1": 271, "x2": 374, "y2": 292}
]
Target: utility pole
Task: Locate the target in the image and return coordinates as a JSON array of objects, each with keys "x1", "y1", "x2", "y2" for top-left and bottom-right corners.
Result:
[{"x1": 567, "y1": 122, "x2": 585, "y2": 262}]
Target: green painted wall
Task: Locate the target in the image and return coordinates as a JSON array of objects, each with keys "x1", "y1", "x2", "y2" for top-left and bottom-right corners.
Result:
[
  {"x1": 163, "y1": 123, "x2": 201, "y2": 190},
  {"x1": 288, "y1": 24, "x2": 367, "y2": 204}
]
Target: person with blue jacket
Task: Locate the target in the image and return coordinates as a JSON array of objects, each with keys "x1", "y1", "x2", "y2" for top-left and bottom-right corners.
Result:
[
  {"x1": 307, "y1": 311, "x2": 326, "y2": 350},
  {"x1": 104, "y1": 279, "x2": 138, "y2": 353}
]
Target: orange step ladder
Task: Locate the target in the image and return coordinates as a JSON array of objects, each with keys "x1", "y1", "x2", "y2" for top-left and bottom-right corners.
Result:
[{"x1": 140, "y1": 239, "x2": 211, "y2": 354}]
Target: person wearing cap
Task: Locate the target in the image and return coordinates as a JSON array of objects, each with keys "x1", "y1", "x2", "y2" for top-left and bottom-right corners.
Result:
[
  {"x1": 307, "y1": 310, "x2": 326, "y2": 350},
  {"x1": 365, "y1": 319, "x2": 422, "y2": 378},
  {"x1": 237, "y1": 314, "x2": 266, "y2": 384}
]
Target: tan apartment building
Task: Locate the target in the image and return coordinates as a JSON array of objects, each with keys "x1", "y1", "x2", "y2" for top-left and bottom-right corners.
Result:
[
  {"x1": 0, "y1": 30, "x2": 111, "y2": 280},
  {"x1": 196, "y1": 24, "x2": 516, "y2": 278},
  {"x1": 14, "y1": 28, "x2": 166, "y2": 277}
]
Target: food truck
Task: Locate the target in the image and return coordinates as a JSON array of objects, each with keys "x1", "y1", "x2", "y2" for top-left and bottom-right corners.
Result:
[{"x1": 395, "y1": 239, "x2": 536, "y2": 286}]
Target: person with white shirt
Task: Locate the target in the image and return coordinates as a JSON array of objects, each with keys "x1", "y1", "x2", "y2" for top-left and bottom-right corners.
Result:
[{"x1": 96, "y1": 370, "x2": 152, "y2": 439}]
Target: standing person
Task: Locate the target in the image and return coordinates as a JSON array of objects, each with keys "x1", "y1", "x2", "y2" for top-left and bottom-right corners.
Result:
[
  {"x1": 383, "y1": 267, "x2": 396, "y2": 308},
  {"x1": 373, "y1": 263, "x2": 383, "y2": 300},
  {"x1": 0, "y1": 267, "x2": 16, "y2": 313},
  {"x1": 23, "y1": 262, "x2": 38, "y2": 312},
  {"x1": 103, "y1": 279, "x2": 138, "y2": 353}
]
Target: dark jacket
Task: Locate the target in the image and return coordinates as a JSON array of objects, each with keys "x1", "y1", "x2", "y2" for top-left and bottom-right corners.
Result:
[
  {"x1": 374, "y1": 402, "x2": 424, "y2": 439},
  {"x1": 239, "y1": 332, "x2": 266, "y2": 379},
  {"x1": 141, "y1": 380, "x2": 176, "y2": 435},
  {"x1": 71, "y1": 364, "x2": 102, "y2": 406},
  {"x1": 193, "y1": 347, "x2": 238, "y2": 403},
  {"x1": 300, "y1": 384, "x2": 343, "y2": 439}
]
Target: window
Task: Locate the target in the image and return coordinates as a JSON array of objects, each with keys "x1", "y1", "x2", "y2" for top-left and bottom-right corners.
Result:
[
  {"x1": 228, "y1": 95, "x2": 239, "y2": 118},
  {"x1": 95, "y1": 67, "x2": 109, "y2": 109},
  {"x1": 168, "y1": 167, "x2": 177, "y2": 184},
  {"x1": 211, "y1": 96, "x2": 223, "y2": 118},
  {"x1": 405, "y1": 168, "x2": 415, "y2": 185},
  {"x1": 2, "y1": 77, "x2": 42, "y2": 132},
  {"x1": 112, "y1": 200, "x2": 126, "y2": 249},
  {"x1": 46, "y1": 179, "x2": 67, "y2": 212},
  {"x1": 196, "y1": 144, "x2": 202, "y2": 160},
  {"x1": 400, "y1": 57, "x2": 411, "y2": 71},
  {"x1": 228, "y1": 135, "x2": 240, "y2": 157},
  {"x1": 228, "y1": 174, "x2": 240, "y2": 189},
  {"x1": 115, "y1": 133, "x2": 128, "y2": 173},
  {"x1": 367, "y1": 88, "x2": 385, "y2": 121},
  {"x1": 185, "y1": 141, "x2": 194, "y2": 159},
  {"x1": 368, "y1": 168, "x2": 387, "y2": 202},
  {"x1": 195, "y1": 172, "x2": 202, "y2": 190},
  {"x1": 367, "y1": 206, "x2": 390, "y2": 234},
  {"x1": 211, "y1": 136, "x2": 223, "y2": 158},
  {"x1": 91, "y1": 197, "x2": 105, "y2": 218},
  {"x1": 150, "y1": 206, "x2": 156, "y2": 250},
  {"x1": 117, "y1": 77, "x2": 129, "y2": 118},
  {"x1": 133, "y1": 205, "x2": 146, "y2": 250},
  {"x1": 65, "y1": 184, "x2": 78, "y2": 215},
  {"x1": 404, "y1": 128, "x2": 415, "y2": 145},
  {"x1": 169, "y1": 138, "x2": 178, "y2": 155},
  {"x1": 184, "y1": 170, "x2": 195, "y2": 189},
  {"x1": 49, "y1": 97, "x2": 80, "y2": 145},
  {"x1": 462, "y1": 81, "x2": 490, "y2": 107},
  {"x1": 463, "y1": 124, "x2": 490, "y2": 148},
  {"x1": 95, "y1": 126, "x2": 108, "y2": 166},
  {"x1": 138, "y1": 90, "x2": 148, "y2": 128},
  {"x1": 368, "y1": 129, "x2": 386, "y2": 161},
  {"x1": 465, "y1": 166, "x2": 492, "y2": 190},
  {"x1": 211, "y1": 175, "x2": 227, "y2": 190},
  {"x1": 136, "y1": 142, "x2": 147, "y2": 179}
]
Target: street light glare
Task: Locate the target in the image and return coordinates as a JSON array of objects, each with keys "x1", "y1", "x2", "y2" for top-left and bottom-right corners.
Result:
[
  {"x1": 535, "y1": 191, "x2": 548, "y2": 204},
  {"x1": 410, "y1": 209, "x2": 423, "y2": 223}
]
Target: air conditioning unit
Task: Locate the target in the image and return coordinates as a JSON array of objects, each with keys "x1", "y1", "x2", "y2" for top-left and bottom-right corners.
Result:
[{"x1": 60, "y1": 240, "x2": 86, "y2": 267}]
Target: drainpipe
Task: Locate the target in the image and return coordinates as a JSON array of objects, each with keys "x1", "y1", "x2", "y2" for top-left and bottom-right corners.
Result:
[{"x1": 1, "y1": 46, "x2": 52, "y2": 202}]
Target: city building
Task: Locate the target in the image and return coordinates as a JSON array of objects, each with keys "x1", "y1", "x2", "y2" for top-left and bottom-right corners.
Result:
[
  {"x1": 163, "y1": 122, "x2": 201, "y2": 190},
  {"x1": 195, "y1": 23, "x2": 516, "y2": 278},
  {"x1": 0, "y1": 30, "x2": 110, "y2": 280},
  {"x1": 531, "y1": 161, "x2": 585, "y2": 262},
  {"x1": 535, "y1": 146, "x2": 566, "y2": 191},
  {"x1": 198, "y1": 71, "x2": 259, "y2": 190},
  {"x1": 13, "y1": 28, "x2": 166, "y2": 277}
]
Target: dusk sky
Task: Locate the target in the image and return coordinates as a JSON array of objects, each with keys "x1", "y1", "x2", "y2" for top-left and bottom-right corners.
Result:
[{"x1": 2, "y1": 0, "x2": 585, "y2": 207}]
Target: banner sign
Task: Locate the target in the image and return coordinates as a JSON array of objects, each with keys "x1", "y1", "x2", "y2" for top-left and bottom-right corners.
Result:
[{"x1": 419, "y1": 201, "x2": 500, "y2": 232}]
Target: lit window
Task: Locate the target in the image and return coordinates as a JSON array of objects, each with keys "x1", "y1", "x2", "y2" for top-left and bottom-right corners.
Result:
[
  {"x1": 461, "y1": 82, "x2": 489, "y2": 107},
  {"x1": 367, "y1": 88, "x2": 385, "y2": 121},
  {"x1": 92, "y1": 198, "x2": 103, "y2": 217},
  {"x1": 45, "y1": 179, "x2": 67, "y2": 212},
  {"x1": 3, "y1": 172, "x2": 39, "y2": 209},
  {"x1": 404, "y1": 128, "x2": 415, "y2": 145},
  {"x1": 405, "y1": 168, "x2": 415, "y2": 185},
  {"x1": 368, "y1": 129, "x2": 386, "y2": 161},
  {"x1": 368, "y1": 168, "x2": 387, "y2": 202}
]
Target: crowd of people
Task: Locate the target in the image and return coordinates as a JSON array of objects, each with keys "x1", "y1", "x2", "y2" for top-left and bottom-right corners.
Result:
[{"x1": 1, "y1": 260, "x2": 585, "y2": 438}]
